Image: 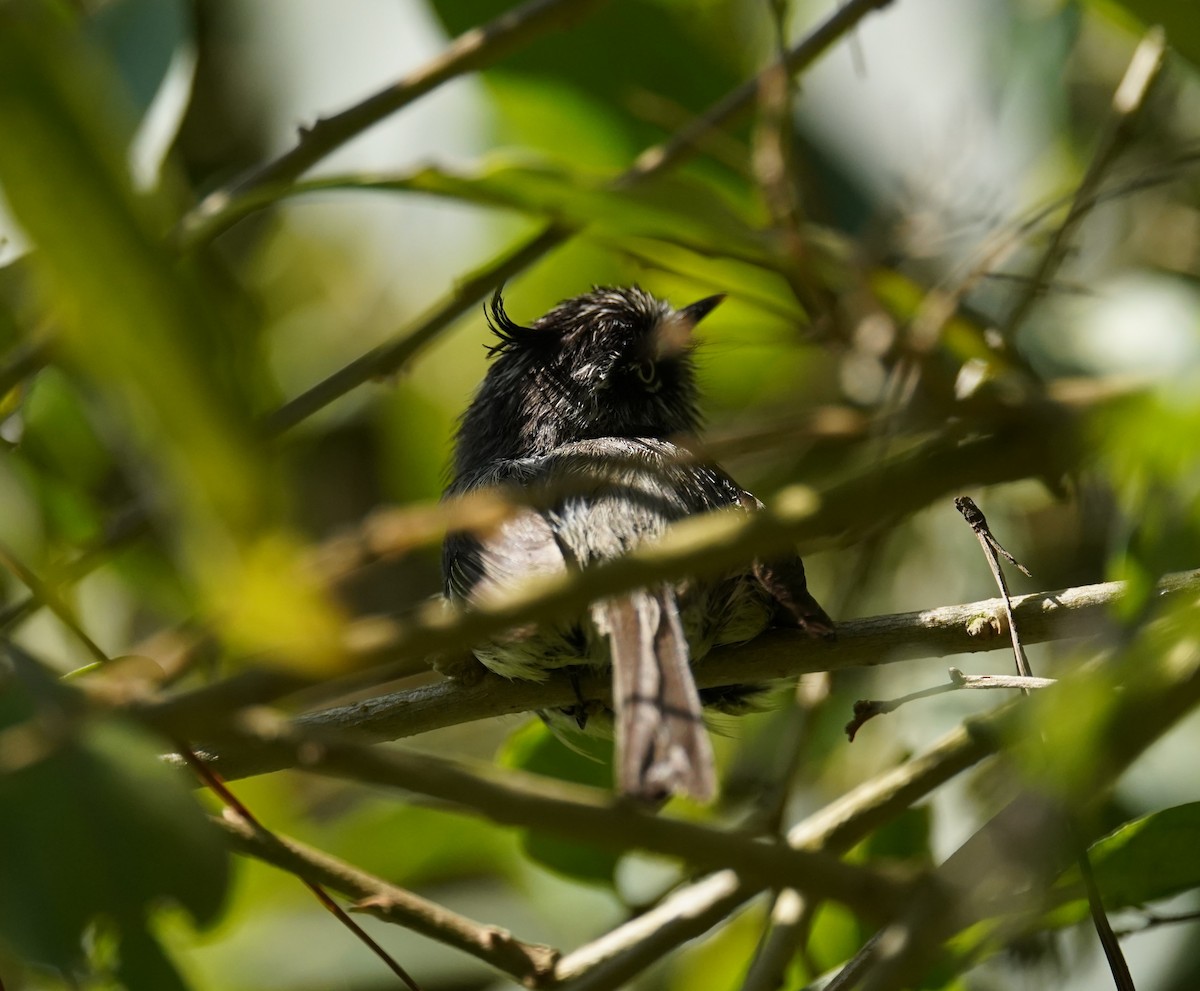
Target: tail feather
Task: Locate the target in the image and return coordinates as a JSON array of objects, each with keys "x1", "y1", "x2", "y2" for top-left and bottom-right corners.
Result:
[{"x1": 594, "y1": 589, "x2": 715, "y2": 804}]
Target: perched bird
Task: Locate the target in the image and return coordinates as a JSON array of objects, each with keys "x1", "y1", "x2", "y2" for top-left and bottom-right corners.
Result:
[{"x1": 443, "y1": 286, "x2": 833, "y2": 803}]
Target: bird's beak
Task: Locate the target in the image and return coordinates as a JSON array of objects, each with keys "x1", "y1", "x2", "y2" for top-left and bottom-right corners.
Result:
[
  {"x1": 679, "y1": 293, "x2": 726, "y2": 326},
  {"x1": 653, "y1": 293, "x2": 726, "y2": 359}
]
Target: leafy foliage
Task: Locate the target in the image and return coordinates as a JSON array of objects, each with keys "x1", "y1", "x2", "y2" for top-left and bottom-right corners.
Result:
[{"x1": 0, "y1": 0, "x2": 1198, "y2": 989}]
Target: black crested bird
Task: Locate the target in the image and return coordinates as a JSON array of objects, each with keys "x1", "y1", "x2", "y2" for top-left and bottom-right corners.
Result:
[{"x1": 443, "y1": 286, "x2": 833, "y2": 803}]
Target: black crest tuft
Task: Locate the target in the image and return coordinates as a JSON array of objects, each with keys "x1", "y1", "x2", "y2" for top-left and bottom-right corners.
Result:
[{"x1": 484, "y1": 287, "x2": 541, "y2": 358}]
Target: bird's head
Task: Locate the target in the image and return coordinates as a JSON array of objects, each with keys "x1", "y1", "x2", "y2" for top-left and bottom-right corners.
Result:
[{"x1": 452, "y1": 286, "x2": 724, "y2": 475}]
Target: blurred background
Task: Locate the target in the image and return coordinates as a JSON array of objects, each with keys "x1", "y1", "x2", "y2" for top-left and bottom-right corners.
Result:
[{"x1": 0, "y1": 0, "x2": 1198, "y2": 988}]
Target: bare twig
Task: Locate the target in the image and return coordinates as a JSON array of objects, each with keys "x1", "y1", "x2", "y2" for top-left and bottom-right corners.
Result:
[
  {"x1": 179, "y1": 747, "x2": 422, "y2": 991},
  {"x1": 955, "y1": 495, "x2": 1033, "y2": 678},
  {"x1": 949, "y1": 496, "x2": 1134, "y2": 991},
  {"x1": 844, "y1": 667, "x2": 1055, "y2": 741},
  {"x1": 215, "y1": 813, "x2": 559, "y2": 986},
  {"x1": 0, "y1": 540, "x2": 109, "y2": 668}
]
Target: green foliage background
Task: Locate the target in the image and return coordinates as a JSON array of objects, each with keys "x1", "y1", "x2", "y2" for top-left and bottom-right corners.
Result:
[{"x1": 0, "y1": 0, "x2": 1198, "y2": 989}]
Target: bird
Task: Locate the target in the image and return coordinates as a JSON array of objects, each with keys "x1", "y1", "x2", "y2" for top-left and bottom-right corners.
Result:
[{"x1": 443, "y1": 286, "x2": 833, "y2": 803}]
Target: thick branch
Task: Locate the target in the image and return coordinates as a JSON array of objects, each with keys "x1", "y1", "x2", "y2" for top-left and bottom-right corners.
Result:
[
  {"x1": 552, "y1": 715, "x2": 998, "y2": 988},
  {"x1": 194, "y1": 725, "x2": 912, "y2": 926},
  {"x1": 191, "y1": 569, "x2": 1199, "y2": 782}
]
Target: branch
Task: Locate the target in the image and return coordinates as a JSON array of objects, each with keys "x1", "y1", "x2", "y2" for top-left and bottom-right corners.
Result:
[
  {"x1": 215, "y1": 812, "x2": 560, "y2": 987},
  {"x1": 832, "y1": 606, "x2": 1200, "y2": 991},
  {"x1": 554, "y1": 716, "x2": 999, "y2": 988},
  {"x1": 180, "y1": 0, "x2": 611, "y2": 243},
  {"x1": 184, "y1": 569, "x2": 1200, "y2": 783},
  {"x1": 246, "y1": 0, "x2": 897, "y2": 431},
  {"x1": 844, "y1": 668, "x2": 1055, "y2": 742},
  {"x1": 188, "y1": 723, "x2": 912, "y2": 926}
]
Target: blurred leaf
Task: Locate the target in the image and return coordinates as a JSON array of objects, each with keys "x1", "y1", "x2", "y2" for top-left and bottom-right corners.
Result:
[
  {"x1": 1094, "y1": 390, "x2": 1200, "y2": 614},
  {"x1": 0, "y1": 0, "x2": 260, "y2": 529},
  {"x1": 486, "y1": 73, "x2": 637, "y2": 171},
  {"x1": 498, "y1": 720, "x2": 619, "y2": 886},
  {"x1": 0, "y1": 0, "x2": 348, "y2": 674},
  {"x1": 854, "y1": 805, "x2": 933, "y2": 864},
  {"x1": 1056, "y1": 803, "x2": 1200, "y2": 911},
  {"x1": 804, "y1": 900, "x2": 864, "y2": 979},
  {"x1": 670, "y1": 904, "x2": 765, "y2": 991},
  {"x1": 86, "y1": 0, "x2": 190, "y2": 116},
  {"x1": 324, "y1": 800, "x2": 521, "y2": 886},
  {"x1": 1091, "y1": 0, "x2": 1200, "y2": 67},
  {"x1": 0, "y1": 687, "x2": 228, "y2": 984},
  {"x1": 430, "y1": 0, "x2": 752, "y2": 153}
]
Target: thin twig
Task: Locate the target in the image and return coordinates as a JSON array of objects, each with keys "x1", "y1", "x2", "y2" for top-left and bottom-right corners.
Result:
[
  {"x1": 178, "y1": 747, "x2": 422, "y2": 991},
  {"x1": 0, "y1": 540, "x2": 109, "y2": 667},
  {"x1": 844, "y1": 667, "x2": 1055, "y2": 741},
  {"x1": 955, "y1": 496, "x2": 1136, "y2": 991},
  {"x1": 215, "y1": 813, "x2": 559, "y2": 986},
  {"x1": 954, "y1": 495, "x2": 1032, "y2": 678}
]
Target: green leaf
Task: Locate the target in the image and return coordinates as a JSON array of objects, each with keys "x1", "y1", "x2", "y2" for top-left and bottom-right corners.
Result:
[
  {"x1": 1091, "y1": 0, "x2": 1200, "y2": 68},
  {"x1": 86, "y1": 0, "x2": 190, "y2": 118},
  {"x1": 429, "y1": 0, "x2": 751, "y2": 154},
  {"x1": 0, "y1": 689, "x2": 229, "y2": 981},
  {"x1": 1057, "y1": 803, "x2": 1200, "y2": 910},
  {"x1": 0, "y1": 0, "x2": 350, "y2": 675},
  {"x1": 498, "y1": 720, "x2": 619, "y2": 886}
]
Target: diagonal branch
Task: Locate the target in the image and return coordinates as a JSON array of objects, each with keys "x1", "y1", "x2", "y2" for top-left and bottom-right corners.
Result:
[
  {"x1": 215, "y1": 812, "x2": 560, "y2": 986},
  {"x1": 250, "y1": 0, "x2": 897, "y2": 432},
  {"x1": 188, "y1": 723, "x2": 914, "y2": 926},
  {"x1": 181, "y1": 0, "x2": 611, "y2": 242}
]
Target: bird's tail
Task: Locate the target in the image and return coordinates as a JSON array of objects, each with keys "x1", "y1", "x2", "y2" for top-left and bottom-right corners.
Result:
[{"x1": 593, "y1": 588, "x2": 715, "y2": 804}]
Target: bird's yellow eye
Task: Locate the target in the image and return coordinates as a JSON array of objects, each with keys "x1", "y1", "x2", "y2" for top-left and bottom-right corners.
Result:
[{"x1": 635, "y1": 361, "x2": 658, "y2": 387}]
